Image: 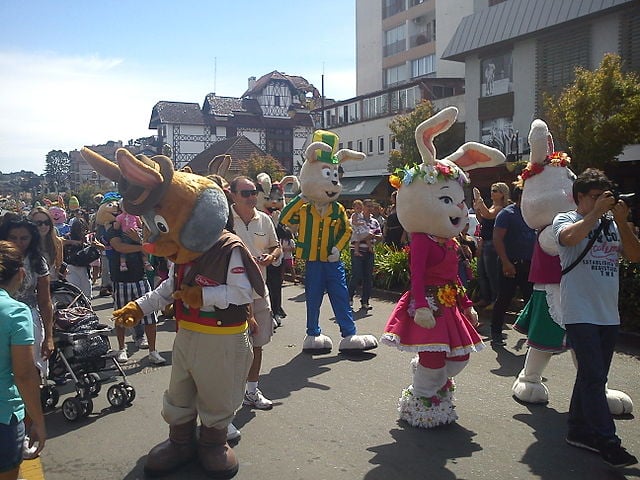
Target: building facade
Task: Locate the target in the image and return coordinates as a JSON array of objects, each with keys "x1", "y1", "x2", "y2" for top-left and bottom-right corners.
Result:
[
  {"x1": 148, "y1": 71, "x2": 317, "y2": 172},
  {"x1": 356, "y1": 0, "x2": 472, "y2": 95},
  {"x1": 442, "y1": 0, "x2": 640, "y2": 160}
]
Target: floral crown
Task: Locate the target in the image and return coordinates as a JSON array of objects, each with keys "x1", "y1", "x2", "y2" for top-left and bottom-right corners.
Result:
[
  {"x1": 389, "y1": 161, "x2": 470, "y2": 189},
  {"x1": 518, "y1": 151, "x2": 571, "y2": 184}
]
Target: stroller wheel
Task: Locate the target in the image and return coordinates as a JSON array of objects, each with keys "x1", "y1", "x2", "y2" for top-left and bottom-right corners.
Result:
[
  {"x1": 107, "y1": 385, "x2": 127, "y2": 409},
  {"x1": 62, "y1": 397, "x2": 83, "y2": 421},
  {"x1": 80, "y1": 397, "x2": 94, "y2": 417},
  {"x1": 79, "y1": 373, "x2": 101, "y2": 397},
  {"x1": 120, "y1": 383, "x2": 136, "y2": 404},
  {"x1": 40, "y1": 385, "x2": 59, "y2": 411}
]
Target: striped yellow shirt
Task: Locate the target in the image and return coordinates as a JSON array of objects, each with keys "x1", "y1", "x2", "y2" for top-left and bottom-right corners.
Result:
[{"x1": 279, "y1": 195, "x2": 352, "y2": 262}]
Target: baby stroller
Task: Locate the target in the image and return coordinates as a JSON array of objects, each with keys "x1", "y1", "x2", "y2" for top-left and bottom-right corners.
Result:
[{"x1": 43, "y1": 280, "x2": 136, "y2": 421}]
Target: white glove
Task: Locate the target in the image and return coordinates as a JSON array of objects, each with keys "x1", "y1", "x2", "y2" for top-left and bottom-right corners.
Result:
[
  {"x1": 327, "y1": 246, "x2": 340, "y2": 262},
  {"x1": 414, "y1": 307, "x2": 436, "y2": 329},
  {"x1": 465, "y1": 306, "x2": 479, "y2": 327}
]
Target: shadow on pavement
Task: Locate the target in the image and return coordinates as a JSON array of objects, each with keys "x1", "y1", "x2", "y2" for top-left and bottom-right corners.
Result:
[
  {"x1": 364, "y1": 422, "x2": 481, "y2": 480},
  {"x1": 514, "y1": 406, "x2": 639, "y2": 479}
]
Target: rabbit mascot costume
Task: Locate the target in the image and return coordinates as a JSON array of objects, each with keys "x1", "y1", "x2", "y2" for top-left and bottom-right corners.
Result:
[
  {"x1": 511, "y1": 119, "x2": 632, "y2": 414},
  {"x1": 279, "y1": 130, "x2": 378, "y2": 353},
  {"x1": 80, "y1": 147, "x2": 265, "y2": 479},
  {"x1": 381, "y1": 107, "x2": 505, "y2": 428}
]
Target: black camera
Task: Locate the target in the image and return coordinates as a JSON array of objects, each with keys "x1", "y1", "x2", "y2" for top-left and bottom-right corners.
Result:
[{"x1": 613, "y1": 191, "x2": 637, "y2": 208}]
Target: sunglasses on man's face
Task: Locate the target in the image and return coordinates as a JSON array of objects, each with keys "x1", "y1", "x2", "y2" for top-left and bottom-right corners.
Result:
[{"x1": 237, "y1": 189, "x2": 258, "y2": 198}]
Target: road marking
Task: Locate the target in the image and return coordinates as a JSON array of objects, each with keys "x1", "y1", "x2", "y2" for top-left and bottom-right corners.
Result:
[{"x1": 19, "y1": 457, "x2": 45, "y2": 480}]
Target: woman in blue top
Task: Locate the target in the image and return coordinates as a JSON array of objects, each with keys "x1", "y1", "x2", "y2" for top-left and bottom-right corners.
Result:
[{"x1": 0, "y1": 240, "x2": 46, "y2": 478}]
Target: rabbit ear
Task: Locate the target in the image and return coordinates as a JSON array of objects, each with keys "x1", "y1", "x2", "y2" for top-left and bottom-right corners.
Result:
[
  {"x1": 528, "y1": 119, "x2": 552, "y2": 165},
  {"x1": 208, "y1": 154, "x2": 231, "y2": 177},
  {"x1": 415, "y1": 107, "x2": 458, "y2": 165},
  {"x1": 335, "y1": 149, "x2": 366, "y2": 163},
  {"x1": 304, "y1": 141, "x2": 333, "y2": 163},
  {"x1": 446, "y1": 142, "x2": 506, "y2": 170},
  {"x1": 256, "y1": 172, "x2": 272, "y2": 193}
]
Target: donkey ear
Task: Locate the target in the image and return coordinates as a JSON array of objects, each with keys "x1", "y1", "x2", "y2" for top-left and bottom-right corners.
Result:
[
  {"x1": 81, "y1": 147, "x2": 122, "y2": 181},
  {"x1": 415, "y1": 106, "x2": 458, "y2": 165},
  {"x1": 446, "y1": 142, "x2": 505, "y2": 171},
  {"x1": 528, "y1": 119, "x2": 551, "y2": 165}
]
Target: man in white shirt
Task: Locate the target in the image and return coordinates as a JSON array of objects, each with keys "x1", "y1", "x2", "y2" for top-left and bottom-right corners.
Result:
[{"x1": 230, "y1": 176, "x2": 282, "y2": 412}]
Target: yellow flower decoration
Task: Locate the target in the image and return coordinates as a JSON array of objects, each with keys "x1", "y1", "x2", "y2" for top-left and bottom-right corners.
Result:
[
  {"x1": 437, "y1": 284, "x2": 457, "y2": 307},
  {"x1": 389, "y1": 174, "x2": 402, "y2": 189}
]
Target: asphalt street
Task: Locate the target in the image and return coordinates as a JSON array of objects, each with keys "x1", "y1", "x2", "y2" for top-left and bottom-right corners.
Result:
[{"x1": 37, "y1": 282, "x2": 640, "y2": 480}]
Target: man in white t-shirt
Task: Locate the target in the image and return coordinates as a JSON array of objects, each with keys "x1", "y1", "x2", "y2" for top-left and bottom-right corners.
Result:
[{"x1": 553, "y1": 168, "x2": 640, "y2": 468}]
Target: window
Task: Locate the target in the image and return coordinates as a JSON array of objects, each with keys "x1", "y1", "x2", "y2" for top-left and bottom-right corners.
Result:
[
  {"x1": 367, "y1": 138, "x2": 374, "y2": 155},
  {"x1": 411, "y1": 54, "x2": 435, "y2": 77},
  {"x1": 338, "y1": 142, "x2": 344, "y2": 150},
  {"x1": 347, "y1": 141, "x2": 353, "y2": 149},
  {"x1": 383, "y1": 0, "x2": 405, "y2": 19},
  {"x1": 389, "y1": 135, "x2": 397, "y2": 151},
  {"x1": 384, "y1": 64, "x2": 408, "y2": 87},
  {"x1": 357, "y1": 140, "x2": 363, "y2": 152},
  {"x1": 378, "y1": 136, "x2": 385, "y2": 153},
  {"x1": 274, "y1": 96, "x2": 281, "y2": 106},
  {"x1": 384, "y1": 25, "x2": 406, "y2": 57}
]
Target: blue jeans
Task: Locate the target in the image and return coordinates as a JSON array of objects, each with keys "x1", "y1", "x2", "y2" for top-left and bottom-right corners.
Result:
[
  {"x1": 348, "y1": 249, "x2": 374, "y2": 305},
  {"x1": 0, "y1": 414, "x2": 25, "y2": 473},
  {"x1": 565, "y1": 323, "x2": 620, "y2": 446},
  {"x1": 478, "y1": 240, "x2": 498, "y2": 302}
]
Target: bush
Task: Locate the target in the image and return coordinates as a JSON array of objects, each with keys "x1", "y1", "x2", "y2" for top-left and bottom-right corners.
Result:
[
  {"x1": 619, "y1": 259, "x2": 640, "y2": 333},
  {"x1": 372, "y1": 243, "x2": 410, "y2": 290}
]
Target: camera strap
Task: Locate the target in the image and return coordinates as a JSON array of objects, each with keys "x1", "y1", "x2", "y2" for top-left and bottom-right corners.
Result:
[{"x1": 561, "y1": 217, "x2": 609, "y2": 276}]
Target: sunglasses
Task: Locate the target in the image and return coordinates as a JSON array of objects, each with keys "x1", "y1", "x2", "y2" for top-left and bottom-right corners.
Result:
[
  {"x1": 34, "y1": 220, "x2": 52, "y2": 227},
  {"x1": 237, "y1": 189, "x2": 258, "y2": 198}
]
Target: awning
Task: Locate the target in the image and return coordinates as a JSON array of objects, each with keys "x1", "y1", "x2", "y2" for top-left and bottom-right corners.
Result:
[{"x1": 339, "y1": 176, "x2": 385, "y2": 197}]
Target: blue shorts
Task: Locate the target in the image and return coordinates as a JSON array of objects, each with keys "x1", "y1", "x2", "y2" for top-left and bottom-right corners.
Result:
[{"x1": 0, "y1": 415, "x2": 25, "y2": 473}]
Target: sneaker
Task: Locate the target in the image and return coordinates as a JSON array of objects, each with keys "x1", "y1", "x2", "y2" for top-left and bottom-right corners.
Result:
[
  {"x1": 135, "y1": 337, "x2": 149, "y2": 349},
  {"x1": 227, "y1": 423, "x2": 241, "y2": 441},
  {"x1": 115, "y1": 349, "x2": 128, "y2": 364},
  {"x1": 273, "y1": 314, "x2": 282, "y2": 328},
  {"x1": 566, "y1": 434, "x2": 600, "y2": 453},
  {"x1": 491, "y1": 336, "x2": 506, "y2": 347},
  {"x1": 23, "y1": 436, "x2": 39, "y2": 460},
  {"x1": 148, "y1": 351, "x2": 166, "y2": 365},
  {"x1": 600, "y1": 443, "x2": 638, "y2": 468},
  {"x1": 277, "y1": 309, "x2": 287, "y2": 318},
  {"x1": 243, "y1": 389, "x2": 273, "y2": 410},
  {"x1": 361, "y1": 303, "x2": 372, "y2": 311}
]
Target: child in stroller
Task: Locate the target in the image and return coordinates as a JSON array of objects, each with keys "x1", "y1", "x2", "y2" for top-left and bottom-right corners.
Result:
[{"x1": 42, "y1": 280, "x2": 136, "y2": 421}]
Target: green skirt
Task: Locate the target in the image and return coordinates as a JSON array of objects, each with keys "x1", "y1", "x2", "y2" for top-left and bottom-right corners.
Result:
[{"x1": 513, "y1": 290, "x2": 568, "y2": 353}]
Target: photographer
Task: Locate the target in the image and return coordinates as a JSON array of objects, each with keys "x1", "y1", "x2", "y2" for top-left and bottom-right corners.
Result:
[{"x1": 553, "y1": 168, "x2": 640, "y2": 468}]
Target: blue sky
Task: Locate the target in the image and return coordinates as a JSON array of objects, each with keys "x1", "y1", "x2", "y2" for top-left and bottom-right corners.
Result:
[{"x1": 0, "y1": 1, "x2": 357, "y2": 174}]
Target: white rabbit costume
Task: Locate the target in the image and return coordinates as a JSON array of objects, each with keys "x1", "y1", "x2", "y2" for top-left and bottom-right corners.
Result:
[
  {"x1": 381, "y1": 107, "x2": 504, "y2": 428},
  {"x1": 511, "y1": 119, "x2": 633, "y2": 414}
]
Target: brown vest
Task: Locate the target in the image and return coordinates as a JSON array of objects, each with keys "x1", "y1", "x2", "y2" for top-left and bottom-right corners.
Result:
[{"x1": 176, "y1": 231, "x2": 265, "y2": 325}]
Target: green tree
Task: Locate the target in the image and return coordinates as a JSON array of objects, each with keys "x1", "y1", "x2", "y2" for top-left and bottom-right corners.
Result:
[
  {"x1": 239, "y1": 154, "x2": 285, "y2": 182},
  {"x1": 44, "y1": 150, "x2": 71, "y2": 191},
  {"x1": 388, "y1": 100, "x2": 466, "y2": 172},
  {"x1": 543, "y1": 53, "x2": 640, "y2": 173}
]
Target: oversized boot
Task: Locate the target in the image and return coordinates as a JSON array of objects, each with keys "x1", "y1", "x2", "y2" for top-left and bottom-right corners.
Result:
[
  {"x1": 198, "y1": 424, "x2": 239, "y2": 479},
  {"x1": 144, "y1": 419, "x2": 197, "y2": 477},
  {"x1": 512, "y1": 348, "x2": 552, "y2": 404},
  {"x1": 399, "y1": 363, "x2": 457, "y2": 428},
  {"x1": 570, "y1": 350, "x2": 633, "y2": 415}
]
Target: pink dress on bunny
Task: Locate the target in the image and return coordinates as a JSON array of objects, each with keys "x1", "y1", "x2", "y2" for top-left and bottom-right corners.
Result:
[{"x1": 382, "y1": 233, "x2": 483, "y2": 356}]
